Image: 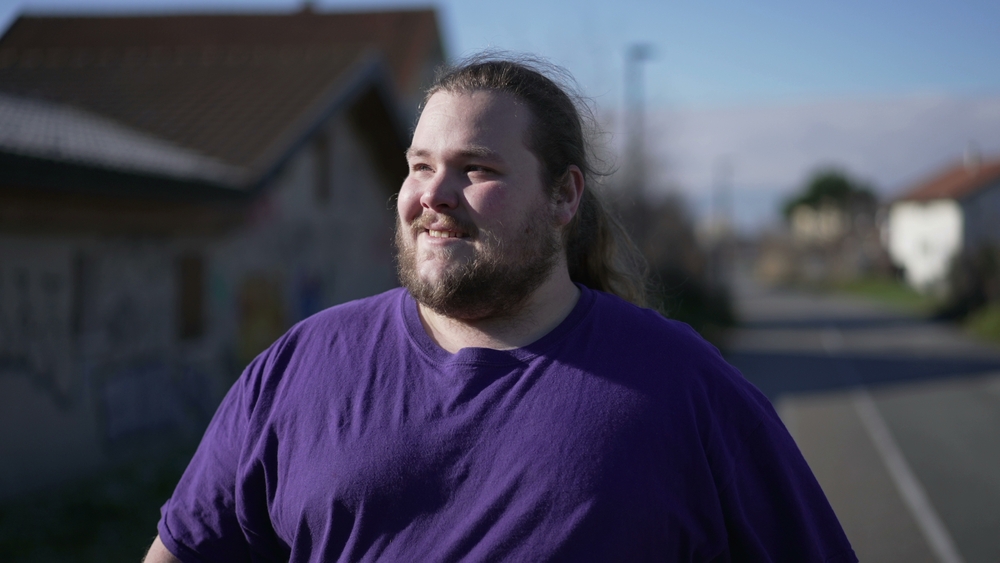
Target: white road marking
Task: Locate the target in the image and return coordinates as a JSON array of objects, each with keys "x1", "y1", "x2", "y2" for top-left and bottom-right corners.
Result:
[{"x1": 852, "y1": 389, "x2": 966, "y2": 563}]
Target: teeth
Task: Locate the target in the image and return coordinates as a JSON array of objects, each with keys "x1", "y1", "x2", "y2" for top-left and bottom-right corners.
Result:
[{"x1": 429, "y1": 230, "x2": 461, "y2": 238}]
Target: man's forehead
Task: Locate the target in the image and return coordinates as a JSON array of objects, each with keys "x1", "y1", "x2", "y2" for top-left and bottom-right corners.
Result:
[
  {"x1": 409, "y1": 90, "x2": 532, "y2": 157},
  {"x1": 427, "y1": 88, "x2": 523, "y2": 111}
]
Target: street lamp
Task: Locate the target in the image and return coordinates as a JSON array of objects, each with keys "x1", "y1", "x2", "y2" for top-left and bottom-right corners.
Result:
[{"x1": 624, "y1": 43, "x2": 655, "y2": 199}]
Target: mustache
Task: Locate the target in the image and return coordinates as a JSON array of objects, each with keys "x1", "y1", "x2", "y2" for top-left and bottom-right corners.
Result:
[{"x1": 408, "y1": 212, "x2": 479, "y2": 237}]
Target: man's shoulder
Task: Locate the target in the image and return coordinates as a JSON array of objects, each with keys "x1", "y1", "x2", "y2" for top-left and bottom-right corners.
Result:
[
  {"x1": 586, "y1": 288, "x2": 714, "y2": 355},
  {"x1": 253, "y1": 288, "x2": 408, "y2": 366},
  {"x1": 582, "y1": 288, "x2": 764, "y2": 407},
  {"x1": 236, "y1": 288, "x2": 409, "y2": 395}
]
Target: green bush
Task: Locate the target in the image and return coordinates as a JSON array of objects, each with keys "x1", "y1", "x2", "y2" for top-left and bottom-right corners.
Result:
[
  {"x1": 965, "y1": 302, "x2": 1000, "y2": 342},
  {"x1": 651, "y1": 265, "x2": 735, "y2": 345},
  {"x1": 936, "y1": 245, "x2": 1000, "y2": 320},
  {"x1": 0, "y1": 445, "x2": 194, "y2": 563}
]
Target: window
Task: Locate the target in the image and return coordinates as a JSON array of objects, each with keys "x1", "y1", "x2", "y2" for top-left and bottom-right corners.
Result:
[
  {"x1": 177, "y1": 254, "x2": 204, "y2": 340},
  {"x1": 314, "y1": 130, "x2": 331, "y2": 204},
  {"x1": 71, "y1": 252, "x2": 90, "y2": 339}
]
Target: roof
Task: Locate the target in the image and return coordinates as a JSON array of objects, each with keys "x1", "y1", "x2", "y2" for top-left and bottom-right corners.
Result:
[
  {"x1": 0, "y1": 92, "x2": 245, "y2": 185},
  {"x1": 0, "y1": 9, "x2": 443, "y2": 187},
  {"x1": 896, "y1": 156, "x2": 1000, "y2": 203}
]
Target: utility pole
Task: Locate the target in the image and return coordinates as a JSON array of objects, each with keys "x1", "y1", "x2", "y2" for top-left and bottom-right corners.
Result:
[
  {"x1": 713, "y1": 157, "x2": 733, "y2": 237},
  {"x1": 623, "y1": 43, "x2": 655, "y2": 200},
  {"x1": 711, "y1": 157, "x2": 734, "y2": 288}
]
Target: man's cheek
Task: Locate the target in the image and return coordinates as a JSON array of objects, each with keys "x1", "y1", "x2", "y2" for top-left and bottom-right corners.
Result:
[{"x1": 396, "y1": 185, "x2": 422, "y2": 221}]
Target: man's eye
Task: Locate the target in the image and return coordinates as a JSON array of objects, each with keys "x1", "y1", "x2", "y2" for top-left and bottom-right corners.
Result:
[
  {"x1": 411, "y1": 163, "x2": 432, "y2": 173},
  {"x1": 466, "y1": 165, "x2": 495, "y2": 175}
]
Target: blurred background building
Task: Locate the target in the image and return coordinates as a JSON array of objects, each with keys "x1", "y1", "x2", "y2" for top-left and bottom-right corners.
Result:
[
  {"x1": 0, "y1": 7, "x2": 443, "y2": 496},
  {"x1": 887, "y1": 153, "x2": 1000, "y2": 295}
]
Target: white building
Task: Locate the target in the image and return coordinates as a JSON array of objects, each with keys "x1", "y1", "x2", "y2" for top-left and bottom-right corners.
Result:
[
  {"x1": 887, "y1": 155, "x2": 1000, "y2": 292},
  {"x1": 789, "y1": 203, "x2": 846, "y2": 245}
]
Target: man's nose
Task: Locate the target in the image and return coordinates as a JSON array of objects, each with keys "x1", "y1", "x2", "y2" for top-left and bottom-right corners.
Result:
[{"x1": 419, "y1": 171, "x2": 461, "y2": 211}]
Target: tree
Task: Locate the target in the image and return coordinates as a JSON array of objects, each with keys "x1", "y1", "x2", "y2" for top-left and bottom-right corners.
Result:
[
  {"x1": 782, "y1": 169, "x2": 876, "y2": 220},
  {"x1": 623, "y1": 194, "x2": 735, "y2": 343}
]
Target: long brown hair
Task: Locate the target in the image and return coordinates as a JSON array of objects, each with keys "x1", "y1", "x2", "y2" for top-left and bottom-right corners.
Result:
[{"x1": 424, "y1": 54, "x2": 649, "y2": 306}]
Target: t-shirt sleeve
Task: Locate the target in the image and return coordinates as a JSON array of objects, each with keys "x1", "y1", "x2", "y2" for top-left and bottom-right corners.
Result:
[
  {"x1": 156, "y1": 353, "x2": 265, "y2": 563},
  {"x1": 715, "y1": 407, "x2": 858, "y2": 563}
]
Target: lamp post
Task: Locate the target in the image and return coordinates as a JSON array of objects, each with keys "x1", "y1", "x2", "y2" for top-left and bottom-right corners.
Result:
[{"x1": 623, "y1": 43, "x2": 655, "y2": 200}]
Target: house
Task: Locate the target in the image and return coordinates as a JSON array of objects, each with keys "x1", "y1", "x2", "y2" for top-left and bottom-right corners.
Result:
[
  {"x1": 886, "y1": 154, "x2": 1000, "y2": 293},
  {"x1": 789, "y1": 203, "x2": 846, "y2": 245},
  {"x1": 0, "y1": 8, "x2": 444, "y2": 496},
  {"x1": 757, "y1": 171, "x2": 885, "y2": 285}
]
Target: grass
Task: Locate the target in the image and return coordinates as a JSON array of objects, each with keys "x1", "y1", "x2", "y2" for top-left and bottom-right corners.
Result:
[
  {"x1": 0, "y1": 444, "x2": 196, "y2": 563},
  {"x1": 965, "y1": 303, "x2": 1000, "y2": 343},
  {"x1": 818, "y1": 275, "x2": 1000, "y2": 345},
  {"x1": 832, "y1": 277, "x2": 936, "y2": 314}
]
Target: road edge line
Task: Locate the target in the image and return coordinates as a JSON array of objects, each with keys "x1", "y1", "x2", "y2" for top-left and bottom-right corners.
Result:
[{"x1": 852, "y1": 388, "x2": 965, "y2": 563}]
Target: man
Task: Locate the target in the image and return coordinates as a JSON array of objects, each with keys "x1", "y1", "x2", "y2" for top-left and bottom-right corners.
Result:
[{"x1": 146, "y1": 57, "x2": 857, "y2": 562}]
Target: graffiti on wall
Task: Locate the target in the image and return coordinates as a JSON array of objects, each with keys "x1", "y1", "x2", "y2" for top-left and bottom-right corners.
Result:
[
  {"x1": 97, "y1": 359, "x2": 216, "y2": 445},
  {"x1": 0, "y1": 246, "x2": 211, "y2": 444},
  {"x1": 87, "y1": 248, "x2": 171, "y2": 363},
  {"x1": 88, "y1": 248, "x2": 218, "y2": 444},
  {"x1": 0, "y1": 264, "x2": 75, "y2": 408}
]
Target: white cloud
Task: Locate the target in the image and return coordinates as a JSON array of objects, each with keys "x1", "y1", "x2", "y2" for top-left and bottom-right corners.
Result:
[
  {"x1": 648, "y1": 94, "x2": 1000, "y2": 199},
  {"x1": 631, "y1": 94, "x2": 1000, "y2": 233}
]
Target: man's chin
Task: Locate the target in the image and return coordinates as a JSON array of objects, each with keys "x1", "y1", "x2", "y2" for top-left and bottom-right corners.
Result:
[
  {"x1": 414, "y1": 262, "x2": 464, "y2": 287},
  {"x1": 415, "y1": 243, "x2": 471, "y2": 264}
]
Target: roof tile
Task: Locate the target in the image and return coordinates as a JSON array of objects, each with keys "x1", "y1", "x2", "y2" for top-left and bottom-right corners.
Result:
[
  {"x1": 0, "y1": 10, "x2": 443, "y2": 177},
  {"x1": 897, "y1": 157, "x2": 1000, "y2": 202}
]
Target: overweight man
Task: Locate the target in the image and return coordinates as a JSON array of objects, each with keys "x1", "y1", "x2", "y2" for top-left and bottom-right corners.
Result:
[{"x1": 145, "y1": 56, "x2": 857, "y2": 562}]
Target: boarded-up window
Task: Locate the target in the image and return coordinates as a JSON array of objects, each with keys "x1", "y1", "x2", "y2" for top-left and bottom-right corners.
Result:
[
  {"x1": 314, "y1": 131, "x2": 331, "y2": 204},
  {"x1": 71, "y1": 252, "x2": 90, "y2": 339},
  {"x1": 177, "y1": 254, "x2": 204, "y2": 340}
]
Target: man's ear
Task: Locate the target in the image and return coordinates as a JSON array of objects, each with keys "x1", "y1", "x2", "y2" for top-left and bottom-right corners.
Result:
[{"x1": 553, "y1": 165, "x2": 585, "y2": 227}]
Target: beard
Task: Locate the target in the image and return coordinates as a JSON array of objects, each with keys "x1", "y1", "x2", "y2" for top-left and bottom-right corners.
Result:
[{"x1": 394, "y1": 206, "x2": 562, "y2": 321}]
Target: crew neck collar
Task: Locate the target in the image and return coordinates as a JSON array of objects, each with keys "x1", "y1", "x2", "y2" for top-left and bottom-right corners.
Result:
[{"x1": 400, "y1": 284, "x2": 596, "y2": 366}]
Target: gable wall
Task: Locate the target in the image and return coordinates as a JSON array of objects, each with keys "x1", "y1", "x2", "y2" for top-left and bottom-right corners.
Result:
[
  {"x1": 960, "y1": 178, "x2": 1000, "y2": 251},
  {"x1": 887, "y1": 199, "x2": 963, "y2": 292},
  {"x1": 0, "y1": 107, "x2": 400, "y2": 498}
]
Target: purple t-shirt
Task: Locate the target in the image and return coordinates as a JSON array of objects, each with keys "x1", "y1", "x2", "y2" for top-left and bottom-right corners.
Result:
[{"x1": 158, "y1": 286, "x2": 856, "y2": 562}]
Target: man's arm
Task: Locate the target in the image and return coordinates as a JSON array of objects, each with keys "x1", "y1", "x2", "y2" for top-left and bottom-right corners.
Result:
[{"x1": 143, "y1": 535, "x2": 182, "y2": 563}]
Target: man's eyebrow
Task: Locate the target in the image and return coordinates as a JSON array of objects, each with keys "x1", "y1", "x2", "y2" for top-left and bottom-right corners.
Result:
[
  {"x1": 405, "y1": 147, "x2": 428, "y2": 159},
  {"x1": 405, "y1": 146, "x2": 504, "y2": 162}
]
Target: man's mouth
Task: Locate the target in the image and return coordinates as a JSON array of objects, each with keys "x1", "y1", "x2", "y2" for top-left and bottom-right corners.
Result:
[
  {"x1": 412, "y1": 213, "x2": 476, "y2": 240},
  {"x1": 427, "y1": 229, "x2": 467, "y2": 239}
]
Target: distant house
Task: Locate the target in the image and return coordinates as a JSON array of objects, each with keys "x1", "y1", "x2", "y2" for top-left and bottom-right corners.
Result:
[
  {"x1": 887, "y1": 154, "x2": 1000, "y2": 293},
  {"x1": 789, "y1": 203, "x2": 847, "y2": 245},
  {"x1": 0, "y1": 8, "x2": 444, "y2": 496}
]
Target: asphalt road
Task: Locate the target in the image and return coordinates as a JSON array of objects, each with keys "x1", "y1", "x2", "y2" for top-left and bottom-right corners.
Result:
[{"x1": 723, "y1": 280, "x2": 1000, "y2": 563}]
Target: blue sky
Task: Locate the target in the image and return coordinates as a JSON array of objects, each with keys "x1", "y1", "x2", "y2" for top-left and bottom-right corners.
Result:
[
  {"x1": 3, "y1": 0, "x2": 999, "y2": 230},
  {"x1": 4, "y1": 0, "x2": 998, "y2": 108}
]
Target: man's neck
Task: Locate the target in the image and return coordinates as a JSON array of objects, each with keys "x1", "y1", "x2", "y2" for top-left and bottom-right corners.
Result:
[{"x1": 416, "y1": 268, "x2": 581, "y2": 354}]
